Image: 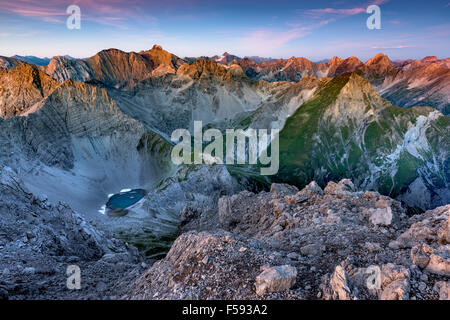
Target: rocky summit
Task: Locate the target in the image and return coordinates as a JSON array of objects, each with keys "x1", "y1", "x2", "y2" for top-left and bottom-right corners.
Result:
[{"x1": 126, "y1": 180, "x2": 449, "y2": 300}]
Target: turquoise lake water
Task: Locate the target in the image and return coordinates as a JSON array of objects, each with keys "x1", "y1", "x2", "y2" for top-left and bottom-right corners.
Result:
[{"x1": 106, "y1": 189, "x2": 147, "y2": 211}]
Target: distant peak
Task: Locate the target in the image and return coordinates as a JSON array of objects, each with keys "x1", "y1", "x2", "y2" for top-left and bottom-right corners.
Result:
[
  {"x1": 152, "y1": 44, "x2": 163, "y2": 50},
  {"x1": 328, "y1": 56, "x2": 343, "y2": 65},
  {"x1": 421, "y1": 56, "x2": 438, "y2": 62},
  {"x1": 366, "y1": 53, "x2": 391, "y2": 66}
]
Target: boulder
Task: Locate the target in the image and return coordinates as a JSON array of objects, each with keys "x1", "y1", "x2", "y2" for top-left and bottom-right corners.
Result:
[
  {"x1": 369, "y1": 207, "x2": 393, "y2": 226},
  {"x1": 411, "y1": 244, "x2": 434, "y2": 269},
  {"x1": 300, "y1": 244, "x2": 326, "y2": 256},
  {"x1": 270, "y1": 183, "x2": 299, "y2": 197},
  {"x1": 328, "y1": 266, "x2": 352, "y2": 300},
  {"x1": 379, "y1": 263, "x2": 410, "y2": 300},
  {"x1": 255, "y1": 265, "x2": 297, "y2": 296},
  {"x1": 301, "y1": 181, "x2": 323, "y2": 196},
  {"x1": 394, "y1": 205, "x2": 450, "y2": 248},
  {"x1": 324, "y1": 179, "x2": 355, "y2": 196},
  {"x1": 380, "y1": 279, "x2": 409, "y2": 300},
  {"x1": 411, "y1": 244, "x2": 450, "y2": 276},
  {"x1": 438, "y1": 216, "x2": 450, "y2": 244},
  {"x1": 433, "y1": 281, "x2": 450, "y2": 300},
  {"x1": 426, "y1": 246, "x2": 450, "y2": 276}
]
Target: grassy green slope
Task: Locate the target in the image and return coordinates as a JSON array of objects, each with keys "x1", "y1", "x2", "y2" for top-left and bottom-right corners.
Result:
[{"x1": 274, "y1": 72, "x2": 449, "y2": 209}]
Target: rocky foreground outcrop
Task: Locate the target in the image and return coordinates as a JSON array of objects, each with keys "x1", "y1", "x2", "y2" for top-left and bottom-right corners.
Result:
[{"x1": 127, "y1": 179, "x2": 449, "y2": 300}]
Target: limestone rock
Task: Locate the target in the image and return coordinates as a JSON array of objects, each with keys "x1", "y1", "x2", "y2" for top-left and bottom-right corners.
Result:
[
  {"x1": 379, "y1": 263, "x2": 410, "y2": 300},
  {"x1": 255, "y1": 265, "x2": 297, "y2": 296},
  {"x1": 300, "y1": 181, "x2": 324, "y2": 196},
  {"x1": 433, "y1": 281, "x2": 450, "y2": 300},
  {"x1": 270, "y1": 183, "x2": 299, "y2": 197},
  {"x1": 410, "y1": 243, "x2": 450, "y2": 276},
  {"x1": 126, "y1": 231, "x2": 301, "y2": 300},
  {"x1": 329, "y1": 266, "x2": 353, "y2": 300},
  {"x1": 426, "y1": 246, "x2": 450, "y2": 276},
  {"x1": 395, "y1": 205, "x2": 450, "y2": 248},
  {"x1": 324, "y1": 179, "x2": 355, "y2": 196},
  {"x1": 369, "y1": 207, "x2": 393, "y2": 226},
  {"x1": 380, "y1": 279, "x2": 410, "y2": 300},
  {"x1": 411, "y1": 244, "x2": 433, "y2": 269},
  {"x1": 300, "y1": 244, "x2": 325, "y2": 256},
  {"x1": 438, "y1": 216, "x2": 450, "y2": 244}
]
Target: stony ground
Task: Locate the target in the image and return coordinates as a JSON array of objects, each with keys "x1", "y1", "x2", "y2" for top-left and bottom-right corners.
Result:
[
  {"x1": 127, "y1": 180, "x2": 449, "y2": 300},
  {"x1": 1, "y1": 163, "x2": 448, "y2": 300}
]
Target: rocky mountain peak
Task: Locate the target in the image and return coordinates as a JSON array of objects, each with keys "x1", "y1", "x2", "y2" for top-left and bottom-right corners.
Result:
[
  {"x1": 328, "y1": 56, "x2": 343, "y2": 66},
  {"x1": 0, "y1": 63, "x2": 58, "y2": 118},
  {"x1": 43, "y1": 56, "x2": 92, "y2": 82},
  {"x1": 177, "y1": 59, "x2": 229, "y2": 80},
  {"x1": 421, "y1": 56, "x2": 438, "y2": 63},
  {"x1": 366, "y1": 53, "x2": 391, "y2": 66},
  {"x1": 0, "y1": 56, "x2": 22, "y2": 70},
  {"x1": 359, "y1": 53, "x2": 396, "y2": 85}
]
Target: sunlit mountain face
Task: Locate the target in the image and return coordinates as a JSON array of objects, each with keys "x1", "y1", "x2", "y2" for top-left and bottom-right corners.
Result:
[{"x1": 0, "y1": 0, "x2": 448, "y2": 301}]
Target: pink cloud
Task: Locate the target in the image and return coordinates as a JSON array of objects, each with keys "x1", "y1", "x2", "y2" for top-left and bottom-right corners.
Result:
[
  {"x1": 261, "y1": 0, "x2": 393, "y2": 53},
  {"x1": 306, "y1": 0, "x2": 390, "y2": 17},
  {"x1": 308, "y1": 8, "x2": 365, "y2": 15},
  {"x1": 370, "y1": 0, "x2": 390, "y2": 5},
  {"x1": 371, "y1": 45, "x2": 412, "y2": 49},
  {"x1": 239, "y1": 19, "x2": 334, "y2": 54},
  {"x1": 0, "y1": 0, "x2": 157, "y2": 27}
]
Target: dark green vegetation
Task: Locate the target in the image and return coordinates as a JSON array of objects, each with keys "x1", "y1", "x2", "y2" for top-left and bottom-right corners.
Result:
[{"x1": 117, "y1": 229, "x2": 175, "y2": 259}]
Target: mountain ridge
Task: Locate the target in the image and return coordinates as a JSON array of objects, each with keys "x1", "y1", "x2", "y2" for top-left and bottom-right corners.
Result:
[{"x1": 275, "y1": 72, "x2": 449, "y2": 210}]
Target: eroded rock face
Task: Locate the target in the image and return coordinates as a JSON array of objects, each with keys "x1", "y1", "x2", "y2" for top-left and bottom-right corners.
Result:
[{"x1": 0, "y1": 63, "x2": 58, "y2": 118}]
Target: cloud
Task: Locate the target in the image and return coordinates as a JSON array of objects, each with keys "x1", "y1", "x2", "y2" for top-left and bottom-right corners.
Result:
[
  {"x1": 307, "y1": 8, "x2": 365, "y2": 15},
  {"x1": 306, "y1": 0, "x2": 390, "y2": 18},
  {"x1": 370, "y1": 0, "x2": 390, "y2": 5},
  {"x1": 0, "y1": 0, "x2": 157, "y2": 27},
  {"x1": 238, "y1": 19, "x2": 333, "y2": 54},
  {"x1": 371, "y1": 45, "x2": 412, "y2": 49},
  {"x1": 243, "y1": 0, "x2": 393, "y2": 54}
]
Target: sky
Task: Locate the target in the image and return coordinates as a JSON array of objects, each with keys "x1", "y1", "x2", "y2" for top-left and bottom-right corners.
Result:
[{"x1": 0, "y1": 0, "x2": 449, "y2": 61}]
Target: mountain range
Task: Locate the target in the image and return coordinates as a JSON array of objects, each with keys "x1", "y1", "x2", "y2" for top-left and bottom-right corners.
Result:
[
  {"x1": 0, "y1": 44, "x2": 449, "y2": 300},
  {"x1": 2, "y1": 49, "x2": 448, "y2": 115},
  {"x1": 0, "y1": 45, "x2": 448, "y2": 215}
]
